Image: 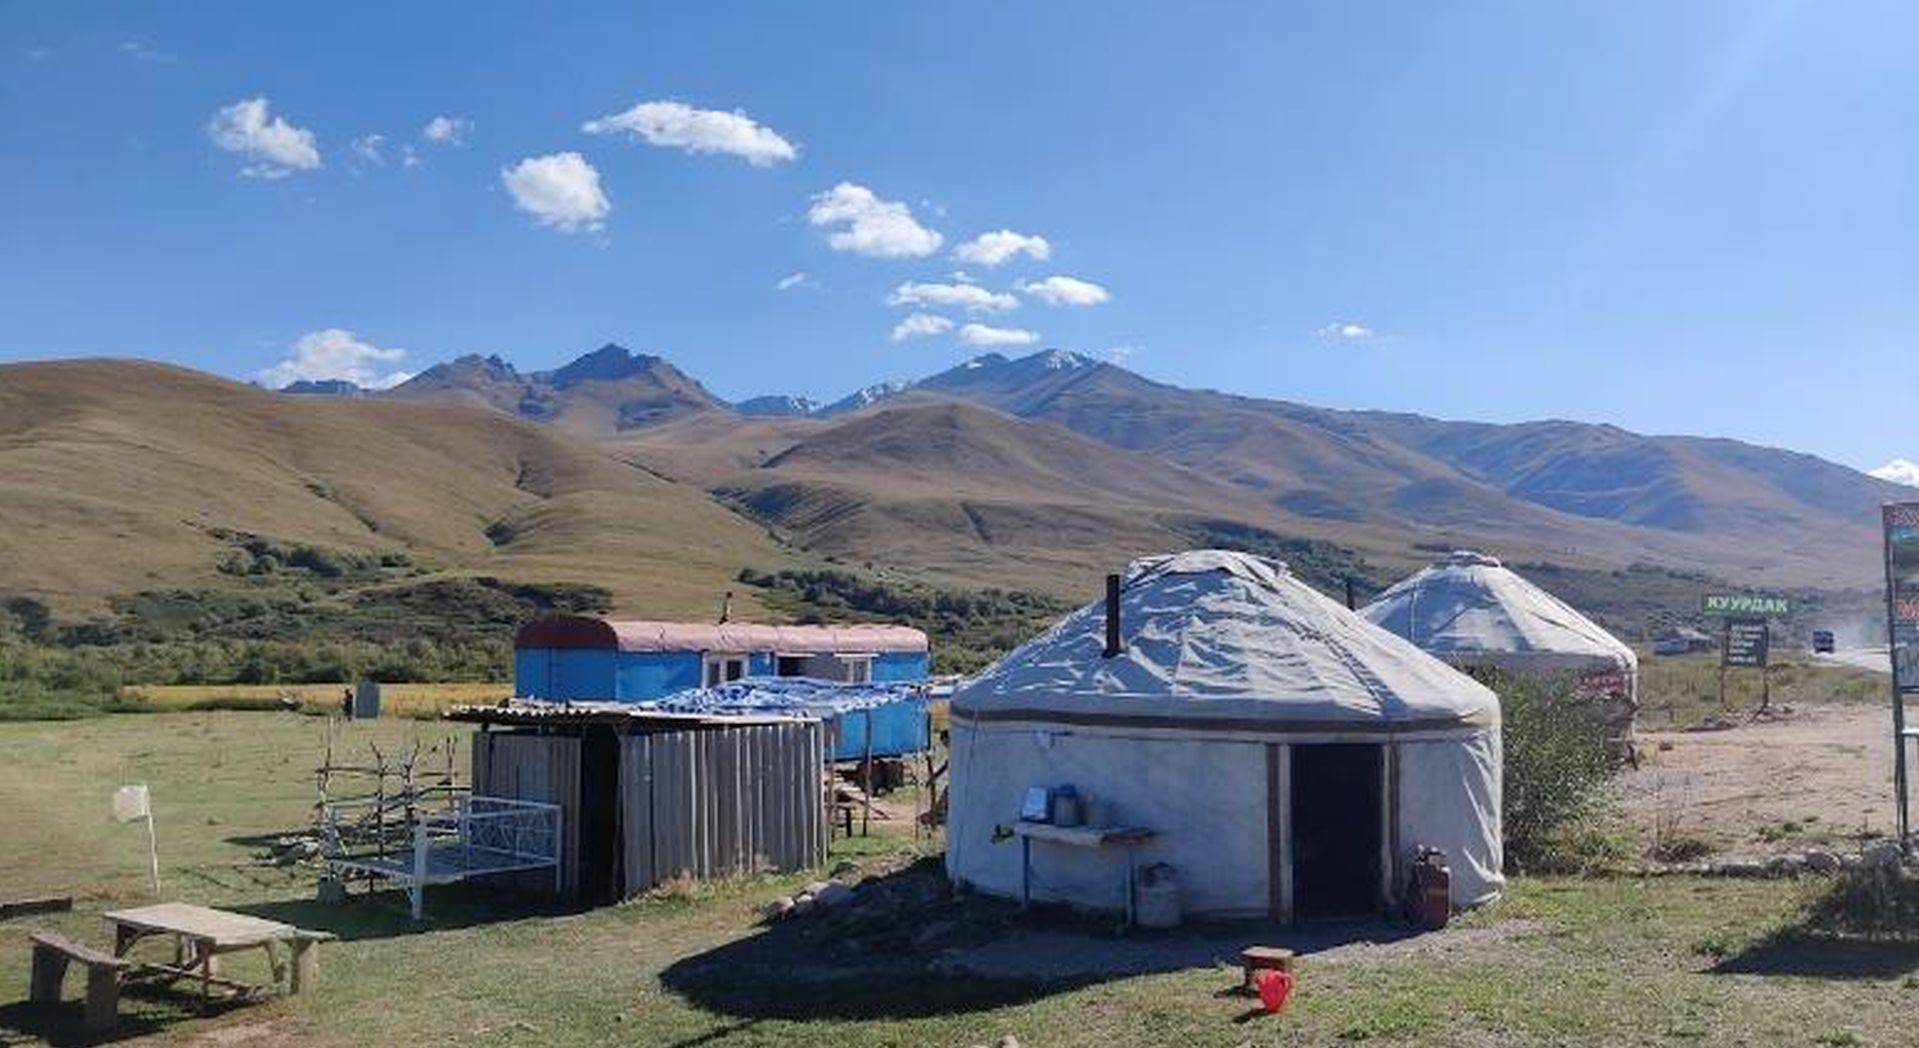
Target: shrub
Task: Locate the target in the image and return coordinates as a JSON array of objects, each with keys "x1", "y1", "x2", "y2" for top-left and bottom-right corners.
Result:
[{"x1": 1495, "y1": 671, "x2": 1620, "y2": 873}]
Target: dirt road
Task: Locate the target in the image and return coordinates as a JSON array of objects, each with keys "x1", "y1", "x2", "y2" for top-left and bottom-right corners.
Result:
[{"x1": 1619, "y1": 701, "x2": 1896, "y2": 855}]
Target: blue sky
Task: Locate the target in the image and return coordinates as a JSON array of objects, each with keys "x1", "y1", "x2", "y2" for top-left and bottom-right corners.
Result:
[{"x1": 2, "y1": 2, "x2": 1913, "y2": 470}]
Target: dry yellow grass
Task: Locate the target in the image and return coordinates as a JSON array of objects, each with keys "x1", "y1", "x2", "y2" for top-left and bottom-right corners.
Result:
[
  {"x1": 0, "y1": 359, "x2": 787, "y2": 618},
  {"x1": 119, "y1": 681, "x2": 510, "y2": 719}
]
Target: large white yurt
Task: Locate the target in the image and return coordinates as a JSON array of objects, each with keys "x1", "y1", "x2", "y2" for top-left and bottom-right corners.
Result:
[
  {"x1": 1360, "y1": 551, "x2": 1637, "y2": 745},
  {"x1": 946, "y1": 550, "x2": 1504, "y2": 921}
]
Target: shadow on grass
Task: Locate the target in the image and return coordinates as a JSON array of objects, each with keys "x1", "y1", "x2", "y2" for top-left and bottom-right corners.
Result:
[
  {"x1": 1711, "y1": 931, "x2": 1919, "y2": 980},
  {"x1": 231, "y1": 879, "x2": 589, "y2": 943},
  {"x1": 1711, "y1": 865, "x2": 1919, "y2": 980},
  {"x1": 0, "y1": 974, "x2": 269, "y2": 1047},
  {"x1": 660, "y1": 858, "x2": 1417, "y2": 1024}
]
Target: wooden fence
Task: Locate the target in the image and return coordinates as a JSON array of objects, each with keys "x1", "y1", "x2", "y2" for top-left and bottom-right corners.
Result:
[{"x1": 623, "y1": 720, "x2": 827, "y2": 894}]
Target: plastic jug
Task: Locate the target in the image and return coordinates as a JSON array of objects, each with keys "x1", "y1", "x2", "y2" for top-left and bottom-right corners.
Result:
[{"x1": 1255, "y1": 969, "x2": 1293, "y2": 1013}]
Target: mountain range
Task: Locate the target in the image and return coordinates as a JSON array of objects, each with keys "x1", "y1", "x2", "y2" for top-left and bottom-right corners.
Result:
[{"x1": 0, "y1": 345, "x2": 1901, "y2": 625}]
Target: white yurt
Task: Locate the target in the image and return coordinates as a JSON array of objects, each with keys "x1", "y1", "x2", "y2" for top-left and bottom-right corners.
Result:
[
  {"x1": 1360, "y1": 551, "x2": 1637, "y2": 746},
  {"x1": 946, "y1": 550, "x2": 1504, "y2": 922}
]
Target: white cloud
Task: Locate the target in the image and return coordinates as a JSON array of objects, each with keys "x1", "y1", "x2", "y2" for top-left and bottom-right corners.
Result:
[
  {"x1": 351, "y1": 134, "x2": 386, "y2": 166},
  {"x1": 501, "y1": 152, "x2": 610, "y2": 233},
  {"x1": 1104, "y1": 344, "x2": 1141, "y2": 363},
  {"x1": 887, "y1": 280, "x2": 1017, "y2": 313},
  {"x1": 1020, "y1": 275, "x2": 1110, "y2": 307},
  {"x1": 806, "y1": 182, "x2": 942, "y2": 258},
  {"x1": 891, "y1": 313, "x2": 953, "y2": 341},
  {"x1": 207, "y1": 97, "x2": 320, "y2": 178},
  {"x1": 959, "y1": 323, "x2": 1040, "y2": 347},
  {"x1": 775, "y1": 272, "x2": 816, "y2": 292},
  {"x1": 954, "y1": 229, "x2": 1051, "y2": 266},
  {"x1": 422, "y1": 115, "x2": 472, "y2": 146},
  {"x1": 258, "y1": 329, "x2": 413, "y2": 389},
  {"x1": 584, "y1": 100, "x2": 796, "y2": 166},
  {"x1": 1316, "y1": 321, "x2": 1374, "y2": 340},
  {"x1": 400, "y1": 144, "x2": 422, "y2": 169},
  {"x1": 120, "y1": 40, "x2": 176, "y2": 63}
]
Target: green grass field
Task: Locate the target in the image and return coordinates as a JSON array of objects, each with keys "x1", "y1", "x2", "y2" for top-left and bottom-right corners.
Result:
[
  {"x1": 1, "y1": 710, "x2": 1914, "y2": 1046},
  {"x1": 1637, "y1": 650, "x2": 1886, "y2": 729},
  {"x1": 118, "y1": 682, "x2": 511, "y2": 720}
]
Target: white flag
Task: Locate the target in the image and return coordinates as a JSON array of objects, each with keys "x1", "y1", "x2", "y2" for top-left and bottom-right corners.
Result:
[{"x1": 112, "y1": 784, "x2": 151, "y2": 823}]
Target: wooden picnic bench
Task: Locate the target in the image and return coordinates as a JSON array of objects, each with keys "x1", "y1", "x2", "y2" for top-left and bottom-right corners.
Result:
[
  {"x1": 103, "y1": 903, "x2": 334, "y2": 1007},
  {"x1": 29, "y1": 932, "x2": 133, "y2": 1034}
]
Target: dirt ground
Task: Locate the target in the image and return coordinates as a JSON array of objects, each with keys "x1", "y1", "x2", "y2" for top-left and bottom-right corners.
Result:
[{"x1": 1618, "y1": 701, "x2": 1895, "y2": 855}]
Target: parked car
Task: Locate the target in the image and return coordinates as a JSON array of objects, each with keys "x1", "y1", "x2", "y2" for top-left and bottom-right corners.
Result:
[{"x1": 1811, "y1": 629, "x2": 1836, "y2": 654}]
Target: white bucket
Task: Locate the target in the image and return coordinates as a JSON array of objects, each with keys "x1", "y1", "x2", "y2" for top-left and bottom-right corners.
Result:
[{"x1": 1136, "y1": 864, "x2": 1182, "y2": 929}]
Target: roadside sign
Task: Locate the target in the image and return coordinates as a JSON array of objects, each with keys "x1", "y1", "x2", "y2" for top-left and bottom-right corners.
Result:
[
  {"x1": 1723, "y1": 618, "x2": 1769, "y2": 669},
  {"x1": 1887, "y1": 503, "x2": 1919, "y2": 694},
  {"x1": 1702, "y1": 593, "x2": 1791, "y2": 618}
]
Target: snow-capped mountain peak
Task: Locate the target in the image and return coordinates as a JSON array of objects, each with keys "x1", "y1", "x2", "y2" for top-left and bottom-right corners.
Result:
[{"x1": 1871, "y1": 458, "x2": 1919, "y2": 488}]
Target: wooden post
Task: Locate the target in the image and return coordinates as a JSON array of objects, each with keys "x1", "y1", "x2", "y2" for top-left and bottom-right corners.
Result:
[
  {"x1": 861, "y1": 710, "x2": 874, "y2": 838},
  {"x1": 84, "y1": 964, "x2": 120, "y2": 1032},
  {"x1": 289, "y1": 937, "x2": 321, "y2": 995},
  {"x1": 27, "y1": 945, "x2": 67, "y2": 1004}
]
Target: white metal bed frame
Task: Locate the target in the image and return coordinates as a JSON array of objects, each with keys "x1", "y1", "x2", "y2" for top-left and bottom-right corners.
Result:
[{"x1": 320, "y1": 794, "x2": 563, "y2": 918}]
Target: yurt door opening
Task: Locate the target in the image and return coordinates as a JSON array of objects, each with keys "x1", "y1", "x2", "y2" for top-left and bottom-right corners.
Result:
[{"x1": 1291, "y1": 743, "x2": 1384, "y2": 918}]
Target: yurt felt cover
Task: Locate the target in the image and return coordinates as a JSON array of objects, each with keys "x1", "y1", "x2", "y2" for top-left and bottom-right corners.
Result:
[
  {"x1": 956, "y1": 549, "x2": 1500, "y2": 733},
  {"x1": 1360, "y1": 551, "x2": 1637, "y2": 676},
  {"x1": 948, "y1": 550, "x2": 1504, "y2": 913}
]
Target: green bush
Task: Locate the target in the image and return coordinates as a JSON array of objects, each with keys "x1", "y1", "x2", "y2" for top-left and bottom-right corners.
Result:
[{"x1": 1495, "y1": 671, "x2": 1620, "y2": 873}]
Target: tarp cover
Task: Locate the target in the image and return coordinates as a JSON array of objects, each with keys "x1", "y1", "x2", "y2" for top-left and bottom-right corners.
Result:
[
  {"x1": 956, "y1": 549, "x2": 1499, "y2": 733},
  {"x1": 1360, "y1": 551, "x2": 1636, "y2": 675},
  {"x1": 641, "y1": 678, "x2": 922, "y2": 717}
]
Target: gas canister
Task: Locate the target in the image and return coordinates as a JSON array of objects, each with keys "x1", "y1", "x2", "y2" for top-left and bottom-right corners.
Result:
[{"x1": 1407, "y1": 846, "x2": 1452, "y2": 930}]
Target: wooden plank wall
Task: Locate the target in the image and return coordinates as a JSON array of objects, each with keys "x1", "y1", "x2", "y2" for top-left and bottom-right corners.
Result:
[
  {"x1": 470, "y1": 732, "x2": 583, "y2": 897},
  {"x1": 621, "y1": 720, "x2": 825, "y2": 897}
]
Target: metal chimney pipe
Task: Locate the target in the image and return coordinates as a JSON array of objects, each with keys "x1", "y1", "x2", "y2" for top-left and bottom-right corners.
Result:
[
  {"x1": 1103, "y1": 573, "x2": 1122, "y2": 657},
  {"x1": 718, "y1": 590, "x2": 733, "y2": 625},
  {"x1": 1345, "y1": 575, "x2": 1356, "y2": 611}
]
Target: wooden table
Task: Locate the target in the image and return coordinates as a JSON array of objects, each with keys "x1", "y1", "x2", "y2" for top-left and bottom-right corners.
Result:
[
  {"x1": 102, "y1": 903, "x2": 327, "y2": 1005},
  {"x1": 1012, "y1": 821, "x2": 1155, "y2": 926}
]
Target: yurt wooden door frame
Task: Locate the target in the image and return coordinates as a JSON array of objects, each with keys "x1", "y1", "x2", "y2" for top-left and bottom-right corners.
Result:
[{"x1": 1267, "y1": 741, "x2": 1396, "y2": 922}]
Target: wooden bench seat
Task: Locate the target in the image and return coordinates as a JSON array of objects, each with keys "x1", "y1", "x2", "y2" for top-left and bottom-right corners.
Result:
[{"x1": 29, "y1": 932, "x2": 132, "y2": 1033}]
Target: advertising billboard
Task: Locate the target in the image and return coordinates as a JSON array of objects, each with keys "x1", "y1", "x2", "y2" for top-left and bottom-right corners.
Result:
[{"x1": 1885, "y1": 503, "x2": 1919, "y2": 695}]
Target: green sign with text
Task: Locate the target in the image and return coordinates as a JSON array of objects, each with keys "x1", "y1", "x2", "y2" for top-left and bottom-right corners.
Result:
[{"x1": 1702, "y1": 593, "x2": 1791, "y2": 618}]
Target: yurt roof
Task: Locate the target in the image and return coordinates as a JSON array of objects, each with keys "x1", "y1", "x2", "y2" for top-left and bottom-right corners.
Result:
[
  {"x1": 1360, "y1": 551, "x2": 1635, "y2": 667},
  {"x1": 954, "y1": 549, "x2": 1498, "y2": 732}
]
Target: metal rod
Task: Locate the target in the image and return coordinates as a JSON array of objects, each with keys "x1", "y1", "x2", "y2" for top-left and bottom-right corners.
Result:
[{"x1": 1885, "y1": 505, "x2": 1911, "y2": 853}]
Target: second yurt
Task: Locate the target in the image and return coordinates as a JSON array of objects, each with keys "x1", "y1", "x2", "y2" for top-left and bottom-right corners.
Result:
[
  {"x1": 946, "y1": 550, "x2": 1504, "y2": 922},
  {"x1": 1360, "y1": 551, "x2": 1638, "y2": 747}
]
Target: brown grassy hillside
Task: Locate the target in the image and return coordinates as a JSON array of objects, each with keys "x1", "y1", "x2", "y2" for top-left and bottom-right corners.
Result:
[
  {"x1": 632, "y1": 396, "x2": 1420, "y2": 594},
  {"x1": 0, "y1": 359, "x2": 785, "y2": 617}
]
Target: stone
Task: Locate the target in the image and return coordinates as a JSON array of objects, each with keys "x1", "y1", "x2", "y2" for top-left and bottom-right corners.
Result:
[
  {"x1": 802, "y1": 880, "x2": 832, "y2": 897},
  {"x1": 1803, "y1": 849, "x2": 1841, "y2": 873},
  {"x1": 814, "y1": 882, "x2": 855, "y2": 909},
  {"x1": 763, "y1": 896, "x2": 797, "y2": 922},
  {"x1": 1862, "y1": 840, "x2": 1904, "y2": 869},
  {"x1": 831, "y1": 861, "x2": 860, "y2": 879},
  {"x1": 998, "y1": 1036, "x2": 1022, "y2": 1048},
  {"x1": 911, "y1": 920, "x2": 960, "y2": 950}
]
